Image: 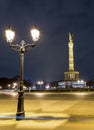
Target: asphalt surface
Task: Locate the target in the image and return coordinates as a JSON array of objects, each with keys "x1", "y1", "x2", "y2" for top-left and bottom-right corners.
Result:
[
  {"x1": 0, "y1": 91, "x2": 94, "y2": 130},
  {"x1": 0, "y1": 91, "x2": 94, "y2": 100}
]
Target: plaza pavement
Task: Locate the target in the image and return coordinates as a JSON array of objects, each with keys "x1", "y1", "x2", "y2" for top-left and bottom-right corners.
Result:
[{"x1": 0, "y1": 92, "x2": 94, "y2": 130}]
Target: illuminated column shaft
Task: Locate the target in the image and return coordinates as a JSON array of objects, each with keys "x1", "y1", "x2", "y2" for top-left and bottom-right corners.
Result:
[{"x1": 68, "y1": 33, "x2": 74, "y2": 71}]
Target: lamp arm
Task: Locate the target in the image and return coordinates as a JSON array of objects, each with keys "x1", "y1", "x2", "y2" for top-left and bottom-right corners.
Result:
[
  {"x1": 24, "y1": 43, "x2": 37, "y2": 52},
  {"x1": 8, "y1": 44, "x2": 21, "y2": 52}
]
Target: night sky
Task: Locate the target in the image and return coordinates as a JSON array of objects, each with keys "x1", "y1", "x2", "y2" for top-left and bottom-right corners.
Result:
[{"x1": 0, "y1": 0, "x2": 94, "y2": 83}]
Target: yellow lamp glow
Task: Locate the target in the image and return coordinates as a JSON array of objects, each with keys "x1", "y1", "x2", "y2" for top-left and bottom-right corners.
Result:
[
  {"x1": 30, "y1": 26, "x2": 40, "y2": 42},
  {"x1": 5, "y1": 28, "x2": 15, "y2": 43}
]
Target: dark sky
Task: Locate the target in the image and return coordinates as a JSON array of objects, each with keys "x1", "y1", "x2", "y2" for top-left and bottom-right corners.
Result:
[{"x1": 0, "y1": 0, "x2": 94, "y2": 83}]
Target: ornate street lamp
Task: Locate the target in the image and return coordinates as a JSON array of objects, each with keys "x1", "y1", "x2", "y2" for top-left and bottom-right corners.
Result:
[{"x1": 5, "y1": 26, "x2": 40, "y2": 120}]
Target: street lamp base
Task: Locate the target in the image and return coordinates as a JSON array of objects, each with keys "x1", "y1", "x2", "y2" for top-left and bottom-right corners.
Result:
[
  {"x1": 16, "y1": 111, "x2": 25, "y2": 120},
  {"x1": 16, "y1": 90, "x2": 25, "y2": 120}
]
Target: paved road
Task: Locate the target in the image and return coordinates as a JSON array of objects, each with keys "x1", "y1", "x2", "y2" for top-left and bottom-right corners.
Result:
[
  {"x1": 0, "y1": 91, "x2": 94, "y2": 100},
  {"x1": 25, "y1": 92, "x2": 94, "y2": 100},
  {"x1": 0, "y1": 91, "x2": 94, "y2": 130}
]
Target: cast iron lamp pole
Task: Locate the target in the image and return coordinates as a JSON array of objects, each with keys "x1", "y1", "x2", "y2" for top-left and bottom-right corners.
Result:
[{"x1": 5, "y1": 26, "x2": 40, "y2": 120}]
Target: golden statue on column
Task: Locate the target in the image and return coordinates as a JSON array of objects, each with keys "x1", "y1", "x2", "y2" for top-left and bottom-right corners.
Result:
[
  {"x1": 64, "y1": 33, "x2": 79, "y2": 82},
  {"x1": 68, "y1": 33, "x2": 74, "y2": 71}
]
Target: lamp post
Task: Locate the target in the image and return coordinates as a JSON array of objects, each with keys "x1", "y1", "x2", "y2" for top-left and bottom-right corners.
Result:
[
  {"x1": 37, "y1": 81, "x2": 44, "y2": 90},
  {"x1": 5, "y1": 26, "x2": 40, "y2": 120}
]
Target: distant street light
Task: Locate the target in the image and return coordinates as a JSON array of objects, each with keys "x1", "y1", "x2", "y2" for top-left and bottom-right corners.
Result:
[
  {"x1": 12, "y1": 82, "x2": 18, "y2": 90},
  {"x1": 77, "y1": 80, "x2": 85, "y2": 88},
  {"x1": 37, "y1": 81, "x2": 44, "y2": 90},
  {"x1": 8, "y1": 84, "x2": 11, "y2": 90},
  {"x1": 5, "y1": 26, "x2": 40, "y2": 120}
]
